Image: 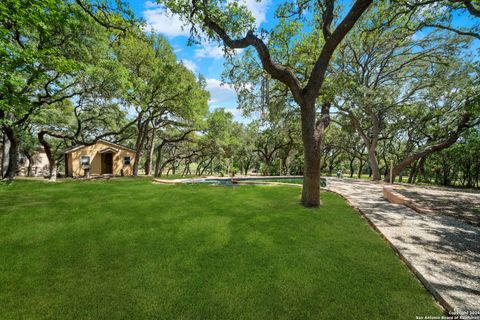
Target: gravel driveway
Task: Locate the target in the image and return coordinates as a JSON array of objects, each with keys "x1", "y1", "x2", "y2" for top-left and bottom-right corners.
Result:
[{"x1": 325, "y1": 177, "x2": 480, "y2": 314}]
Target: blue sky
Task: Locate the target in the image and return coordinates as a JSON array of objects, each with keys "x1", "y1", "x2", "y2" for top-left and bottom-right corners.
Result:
[{"x1": 125, "y1": 0, "x2": 273, "y2": 122}]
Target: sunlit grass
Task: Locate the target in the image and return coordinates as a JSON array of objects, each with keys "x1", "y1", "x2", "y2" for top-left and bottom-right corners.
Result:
[{"x1": 0, "y1": 179, "x2": 441, "y2": 319}]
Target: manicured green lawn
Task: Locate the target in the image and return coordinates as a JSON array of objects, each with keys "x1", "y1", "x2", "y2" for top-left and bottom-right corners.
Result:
[{"x1": 0, "y1": 179, "x2": 441, "y2": 319}]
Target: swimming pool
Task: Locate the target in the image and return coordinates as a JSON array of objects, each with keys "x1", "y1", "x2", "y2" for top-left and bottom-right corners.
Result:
[{"x1": 183, "y1": 176, "x2": 326, "y2": 187}]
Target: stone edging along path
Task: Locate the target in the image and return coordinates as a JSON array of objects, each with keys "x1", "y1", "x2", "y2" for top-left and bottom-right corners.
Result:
[
  {"x1": 383, "y1": 186, "x2": 435, "y2": 215},
  {"x1": 325, "y1": 178, "x2": 480, "y2": 314}
]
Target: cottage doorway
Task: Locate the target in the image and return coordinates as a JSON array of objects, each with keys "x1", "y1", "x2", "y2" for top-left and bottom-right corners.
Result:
[{"x1": 101, "y1": 153, "x2": 113, "y2": 174}]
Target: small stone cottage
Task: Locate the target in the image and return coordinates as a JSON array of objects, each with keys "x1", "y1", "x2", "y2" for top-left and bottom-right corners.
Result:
[{"x1": 64, "y1": 140, "x2": 136, "y2": 177}]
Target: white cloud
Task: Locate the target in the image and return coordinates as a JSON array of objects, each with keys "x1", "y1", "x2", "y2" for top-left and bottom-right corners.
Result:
[
  {"x1": 194, "y1": 41, "x2": 245, "y2": 59},
  {"x1": 142, "y1": 2, "x2": 188, "y2": 38},
  {"x1": 206, "y1": 78, "x2": 237, "y2": 104},
  {"x1": 224, "y1": 108, "x2": 242, "y2": 117},
  {"x1": 243, "y1": 0, "x2": 269, "y2": 27},
  {"x1": 142, "y1": 0, "x2": 270, "y2": 40},
  {"x1": 180, "y1": 59, "x2": 198, "y2": 73},
  {"x1": 194, "y1": 43, "x2": 225, "y2": 59},
  {"x1": 144, "y1": 1, "x2": 157, "y2": 8}
]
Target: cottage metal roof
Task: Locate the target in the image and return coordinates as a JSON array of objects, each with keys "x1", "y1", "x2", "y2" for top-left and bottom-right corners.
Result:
[{"x1": 63, "y1": 139, "x2": 136, "y2": 154}]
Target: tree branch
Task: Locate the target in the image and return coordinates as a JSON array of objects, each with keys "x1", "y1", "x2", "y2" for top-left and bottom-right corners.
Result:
[
  {"x1": 304, "y1": 0, "x2": 373, "y2": 101},
  {"x1": 459, "y1": 0, "x2": 480, "y2": 17},
  {"x1": 74, "y1": 0, "x2": 129, "y2": 33},
  {"x1": 424, "y1": 23, "x2": 480, "y2": 39},
  {"x1": 201, "y1": 14, "x2": 304, "y2": 104},
  {"x1": 321, "y1": 0, "x2": 335, "y2": 40}
]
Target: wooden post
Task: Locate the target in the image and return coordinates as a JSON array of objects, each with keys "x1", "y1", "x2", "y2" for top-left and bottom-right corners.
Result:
[{"x1": 390, "y1": 160, "x2": 393, "y2": 184}]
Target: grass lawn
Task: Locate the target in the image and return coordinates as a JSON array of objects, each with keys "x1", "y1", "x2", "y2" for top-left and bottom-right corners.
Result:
[{"x1": 0, "y1": 179, "x2": 441, "y2": 319}]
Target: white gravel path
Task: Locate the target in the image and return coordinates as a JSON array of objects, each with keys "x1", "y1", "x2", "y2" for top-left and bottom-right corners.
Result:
[{"x1": 325, "y1": 178, "x2": 480, "y2": 313}]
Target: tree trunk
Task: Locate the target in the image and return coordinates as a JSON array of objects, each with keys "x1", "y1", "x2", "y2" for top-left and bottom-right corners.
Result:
[
  {"x1": 302, "y1": 148, "x2": 322, "y2": 207},
  {"x1": 367, "y1": 145, "x2": 381, "y2": 181},
  {"x1": 414, "y1": 156, "x2": 426, "y2": 184},
  {"x1": 349, "y1": 157, "x2": 355, "y2": 177},
  {"x1": 196, "y1": 159, "x2": 206, "y2": 175},
  {"x1": 144, "y1": 126, "x2": 156, "y2": 176},
  {"x1": 350, "y1": 114, "x2": 381, "y2": 181},
  {"x1": 1, "y1": 131, "x2": 6, "y2": 177},
  {"x1": 386, "y1": 113, "x2": 471, "y2": 182},
  {"x1": 38, "y1": 131, "x2": 57, "y2": 182},
  {"x1": 133, "y1": 120, "x2": 148, "y2": 177},
  {"x1": 442, "y1": 162, "x2": 450, "y2": 186},
  {"x1": 328, "y1": 161, "x2": 334, "y2": 176},
  {"x1": 2, "y1": 127, "x2": 18, "y2": 180},
  {"x1": 200, "y1": 157, "x2": 213, "y2": 176},
  {"x1": 475, "y1": 160, "x2": 480, "y2": 188},
  {"x1": 263, "y1": 157, "x2": 270, "y2": 176},
  {"x1": 300, "y1": 101, "x2": 329, "y2": 207},
  {"x1": 154, "y1": 143, "x2": 165, "y2": 177},
  {"x1": 357, "y1": 158, "x2": 364, "y2": 178},
  {"x1": 26, "y1": 154, "x2": 34, "y2": 177},
  {"x1": 387, "y1": 138, "x2": 463, "y2": 182},
  {"x1": 244, "y1": 158, "x2": 251, "y2": 175},
  {"x1": 407, "y1": 160, "x2": 418, "y2": 184}
]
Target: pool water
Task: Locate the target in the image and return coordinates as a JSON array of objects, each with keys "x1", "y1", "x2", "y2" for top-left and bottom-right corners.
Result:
[{"x1": 184, "y1": 176, "x2": 326, "y2": 187}]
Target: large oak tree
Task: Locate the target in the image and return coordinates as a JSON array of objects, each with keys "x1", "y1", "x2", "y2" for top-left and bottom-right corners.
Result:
[{"x1": 158, "y1": 0, "x2": 373, "y2": 206}]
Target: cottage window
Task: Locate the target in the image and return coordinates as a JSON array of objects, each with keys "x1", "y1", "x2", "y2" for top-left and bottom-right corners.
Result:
[
  {"x1": 80, "y1": 156, "x2": 90, "y2": 166},
  {"x1": 123, "y1": 156, "x2": 131, "y2": 165}
]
